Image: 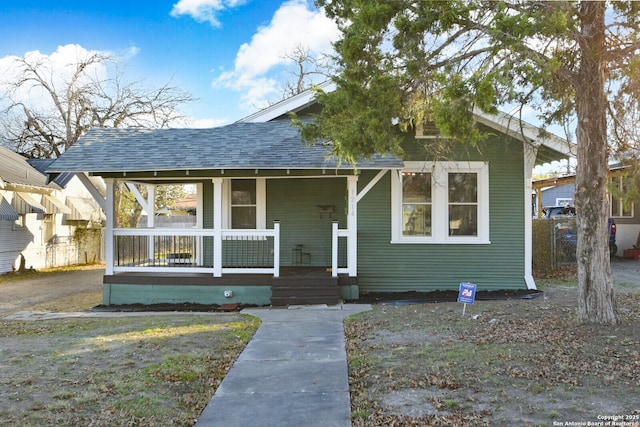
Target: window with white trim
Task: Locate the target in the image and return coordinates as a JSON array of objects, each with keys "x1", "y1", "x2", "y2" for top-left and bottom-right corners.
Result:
[
  {"x1": 224, "y1": 179, "x2": 266, "y2": 229},
  {"x1": 392, "y1": 161, "x2": 490, "y2": 244},
  {"x1": 610, "y1": 176, "x2": 634, "y2": 218},
  {"x1": 402, "y1": 171, "x2": 432, "y2": 236}
]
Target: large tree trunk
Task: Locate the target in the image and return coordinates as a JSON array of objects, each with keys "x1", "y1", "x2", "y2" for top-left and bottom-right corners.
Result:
[{"x1": 573, "y1": 1, "x2": 617, "y2": 325}]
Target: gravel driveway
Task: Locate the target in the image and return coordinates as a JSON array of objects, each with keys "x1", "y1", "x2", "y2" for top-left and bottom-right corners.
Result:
[
  {"x1": 611, "y1": 257, "x2": 640, "y2": 292},
  {"x1": 0, "y1": 266, "x2": 104, "y2": 316}
]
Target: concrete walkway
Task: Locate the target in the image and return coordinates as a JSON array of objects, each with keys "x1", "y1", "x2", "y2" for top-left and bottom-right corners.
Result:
[{"x1": 196, "y1": 304, "x2": 371, "y2": 427}]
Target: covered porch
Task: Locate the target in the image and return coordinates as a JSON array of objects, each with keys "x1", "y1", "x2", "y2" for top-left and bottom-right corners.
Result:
[{"x1": 100, "y1": 172, "x2": 386, "y2": 306}]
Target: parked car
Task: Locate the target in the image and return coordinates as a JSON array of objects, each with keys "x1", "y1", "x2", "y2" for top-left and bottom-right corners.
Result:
[{"x1": 543, "y1": 206, "x2": 617, "y2": 256}]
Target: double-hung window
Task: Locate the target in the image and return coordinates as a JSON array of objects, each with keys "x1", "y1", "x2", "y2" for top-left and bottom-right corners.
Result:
[
  {"x1": 609, "y1": 176, "x2": 634, "y2": 218},
  {"x1": 225, "y1": 178, "x2": 266, "y2": 229},
  {"x1": 401, "y1": 171, "x2": 432, "y2": 236},
  {"x1": 392, "y1": 161, "x2": 490, "y2": 244}
]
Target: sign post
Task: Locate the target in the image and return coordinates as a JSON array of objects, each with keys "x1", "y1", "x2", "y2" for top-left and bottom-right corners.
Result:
[{"x1": 457, "y1": 282, "x2": 477, "y2": 316}]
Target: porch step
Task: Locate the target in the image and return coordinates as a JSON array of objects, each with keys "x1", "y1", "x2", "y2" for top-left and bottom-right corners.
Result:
[{"x1": 270, "y1": 276, "x2": 340, "y2": 306}]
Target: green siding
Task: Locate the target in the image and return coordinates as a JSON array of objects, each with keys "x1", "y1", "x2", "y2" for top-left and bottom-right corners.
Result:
[
  {"x1": 267, "y1": 178, "x2": 347, "y2": 267},
  {"x1": 357, "y1": 136, "x2": 527, "y2": 293}
]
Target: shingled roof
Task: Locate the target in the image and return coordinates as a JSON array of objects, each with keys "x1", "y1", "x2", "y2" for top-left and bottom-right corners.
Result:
[{"x1": 47, "y1": 121, "x2": 403, "y2": 174}]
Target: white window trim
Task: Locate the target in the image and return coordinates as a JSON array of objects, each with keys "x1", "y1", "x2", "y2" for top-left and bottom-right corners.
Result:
[
  {"x1": 223, "y1": 178, "x2": 266, "y2": 229},
  {"x1": 609, "y1": 176, "x2": 634, "y2": 218},
  {"x1": 391, "y1": 161, "x2": 490, "y2": 244}
]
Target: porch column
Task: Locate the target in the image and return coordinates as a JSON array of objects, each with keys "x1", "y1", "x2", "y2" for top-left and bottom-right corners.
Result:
[
  {"x1": 347, "y1": 175, "x2": 358, "y2": 277},
  {"x1": 104, "y1": 178, "x2": 115, "y2": 275},
  {"x1": 273, "y1": 220, "x2": 280, "y2": 277},
  {"x1": 212, "y1": 178, "x2": 223, "y2": 277},
  {"x1": 146, "y1": 185, "x2": 155, "y2": 262}
]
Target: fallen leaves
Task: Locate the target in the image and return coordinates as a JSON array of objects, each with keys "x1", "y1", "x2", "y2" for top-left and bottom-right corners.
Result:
[{"x1": 345, "y1": 286, "x2": 640, "y2": 425}]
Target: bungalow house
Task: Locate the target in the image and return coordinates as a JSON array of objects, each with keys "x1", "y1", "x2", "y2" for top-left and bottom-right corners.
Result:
[
  {"x1": 0, "y1": 147, "x2": 103, "y2": 274},
  {"x1": 47, "y1": 87, "x2": 572, "y2": 306}
]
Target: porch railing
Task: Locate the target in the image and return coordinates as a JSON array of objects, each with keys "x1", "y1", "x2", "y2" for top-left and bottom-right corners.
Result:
[
  {"x1": 332, "y1": 221, "x2": 351, "y2": 277},
  {"x1": 111, "y1": 222, "x2": 280, "y2": 277}
]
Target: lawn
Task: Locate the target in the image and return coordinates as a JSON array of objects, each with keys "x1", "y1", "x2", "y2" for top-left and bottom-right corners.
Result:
[
  {"x1": 344, "y1": 283, "x2": 640, "y2": 426},
  {"x1": 0, "y1": 313, "x2": 259, "y2": 426}
]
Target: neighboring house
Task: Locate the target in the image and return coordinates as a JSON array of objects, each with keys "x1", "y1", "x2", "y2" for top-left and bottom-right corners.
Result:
[
  {"x1": 48, "y1": 87, "x2": 572, "y2": 306},
  {"x1": 533, "y1": 166, "x2": 640, "y2": 255},
  {"x1": 0, "y1": 147, "x2": 105, "y2": 274},
  {"x1": 0, "y1": 147, "x2": 67, "y2": 273},
  {"x1": 29, "y1": 159, "x2": 106, "y2": 265},
  {"x1": 542, "y1": 183, "x2": 575, "y2": 209},
  {"x1": 152, "y1": 193, "x2": 197, "y2": 228}
]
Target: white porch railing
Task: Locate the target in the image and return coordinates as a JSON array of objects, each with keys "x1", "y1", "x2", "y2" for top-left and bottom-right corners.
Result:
[
  {"x1": 111, "y1": 222, "x2": 280, "y2": 277},
  {"x1": 109, "y1": 221, "x2": 356, "y2": 278},
  {"x1": 332, "y1": 221, "x2": 352, "y2": 277}
]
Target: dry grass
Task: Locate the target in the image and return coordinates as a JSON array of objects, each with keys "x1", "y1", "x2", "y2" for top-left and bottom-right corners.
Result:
[
  {"x1": 0, "y1": 314, "x2": 259, "y2": 426},
  {"x1": 0, "y1": 265, "x2": 260, "y2": 427},
  {"x1": 345, "y1": 285, "x2": 640, "y2": 426}
]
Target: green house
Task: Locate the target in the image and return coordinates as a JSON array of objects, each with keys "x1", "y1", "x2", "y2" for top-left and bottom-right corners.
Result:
[{"x1": 48, "y1": 86, "x2": 572, "y2": 306}]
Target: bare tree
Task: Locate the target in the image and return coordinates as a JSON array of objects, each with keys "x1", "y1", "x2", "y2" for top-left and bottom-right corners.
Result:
[
  {"x1": 274, "y1": 44, "x2": 331, "y2": 102},
  {"x1": 0, "y1": 52, "x2": 193, "y2": 158}
]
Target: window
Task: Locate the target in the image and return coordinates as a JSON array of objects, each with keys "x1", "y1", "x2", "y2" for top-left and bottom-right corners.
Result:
[
  {"x1": 13, "y1": 214, "x2": 26, "y2": 229},
  {"x1": 231, "y1": 180, "x2": 256, "y2": 229},
  {"x1": 555, "y1": 198, "x2": 573, "y2": 207},
  {"x1": 392, "y1": 161, "x2": 490, "y2": 244},
  {"x1": 448, "y1": 172, "x2": 478, "y2": 236},
  {"x1": 225, "y1": 179, "x2": 266, "y2": 229},
  {"x1": 43, "y1": 214, "x2": 55, "y2": 243},
  {"x1": 610, "y1": 176, "x2": 633, "y2": 218},
  {"x1": 402, "y1": 172, "x2": 432, "y2": 236}
]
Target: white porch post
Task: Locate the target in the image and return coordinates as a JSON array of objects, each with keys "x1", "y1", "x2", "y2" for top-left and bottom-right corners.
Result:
[
  {"x1": 347, "y1": 175, "x2": 358, "y2": 277},
  {"x1": 524, "y1": 143, "x2": 539, "y2": 290},
  {"x1": 273, "y1": 220, "x2": 280, "y2": 277},
  {"x1": 332, "y1": 221, "x2": 339, "y2": 277},
  {"x1": 212, "y1": 178, "x2": 223, "y2": 277},
  {"x1": 146, "y1": 185, "x2": 155, "y2": 262},
  {"x1": 196, "y1": 183, "x2": 204, "y2": 265},
  {"x1": 104, "y1": 178, "x2": 115, "y2": 275}
]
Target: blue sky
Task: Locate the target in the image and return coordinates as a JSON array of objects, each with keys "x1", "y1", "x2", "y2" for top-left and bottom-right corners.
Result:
[{"x1": 0, "y1": 0, "x2": 339, "y2": 126}]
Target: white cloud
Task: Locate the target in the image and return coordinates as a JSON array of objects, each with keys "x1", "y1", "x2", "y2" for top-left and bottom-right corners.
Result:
[
  {"x1": 0, "y1": 44, "x2": 110, "y2": 109},
  {"x1": 170, "y1": 0, "x2": 248, "y2": 27},
  {"x1": 213, "y1": 0, "x2": 339, "y2": 111}
]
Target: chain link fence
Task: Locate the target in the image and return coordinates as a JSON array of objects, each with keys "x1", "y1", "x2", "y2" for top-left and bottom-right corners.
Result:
[{"x1": 533, "y1": 217, "x2": 577, "y2": 274}]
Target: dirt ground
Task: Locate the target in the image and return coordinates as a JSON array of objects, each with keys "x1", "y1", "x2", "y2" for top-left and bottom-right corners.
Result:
[
  {"x1": 0, "y1": 265, "x2": 104, "y2": 316},
  {"x1": 346, "y1": 258, "x2": 640, "y2": 426}
]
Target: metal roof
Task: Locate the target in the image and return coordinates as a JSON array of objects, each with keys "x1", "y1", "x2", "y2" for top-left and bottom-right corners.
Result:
[
  {"x1": 13, "y1": 192, "x2": 46, "y2": 214},
  {"x1": 0, "y1": 195, "x2": 19, "y2": 221},
  {"x1": 47, "y1": 121, "x2": 404, "y2": 174},
  {"x1": 28, "y1": 159, "x2": 75, "y2": 188},
  {"x1": 0, "y1": 146, "x2": 52, "y2": 188}
]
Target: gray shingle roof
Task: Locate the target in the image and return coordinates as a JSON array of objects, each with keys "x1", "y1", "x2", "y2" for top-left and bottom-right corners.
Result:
[{"x1": 48, "y1": 122, "x2": 403, "y2": 173}]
